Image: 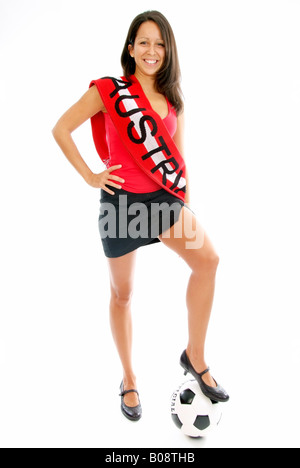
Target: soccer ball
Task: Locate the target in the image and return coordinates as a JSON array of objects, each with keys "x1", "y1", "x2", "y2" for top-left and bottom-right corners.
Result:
[{"x1": 171, "y1": 379, "x2": 222, "y2": 438}]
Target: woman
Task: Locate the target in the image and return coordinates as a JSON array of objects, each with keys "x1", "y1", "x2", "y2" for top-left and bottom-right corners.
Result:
[{"x1": 52, "y1": 10, "x2": 229, "y2": 422}]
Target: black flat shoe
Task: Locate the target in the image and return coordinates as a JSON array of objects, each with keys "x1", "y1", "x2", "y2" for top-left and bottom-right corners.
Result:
[
  {"x1": 119, "y1": 381, "x2": 142, "y2": 422},
  {"x1": 180, "y1": 350, "x2": 230, "y2": 403}
]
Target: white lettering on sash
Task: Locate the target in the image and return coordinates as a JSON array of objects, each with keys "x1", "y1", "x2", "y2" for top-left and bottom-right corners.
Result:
[{"x1": 115, "y1": 78, "x2": 186, "y2": 192}]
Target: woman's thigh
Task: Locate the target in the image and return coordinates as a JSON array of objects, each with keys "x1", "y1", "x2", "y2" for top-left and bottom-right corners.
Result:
[
  {"x1": 158, "y1": 207, "x2": 219, "y2": 271},
  {"x1": 107, "y1": 250, "x2": 138, "y2": 300}
]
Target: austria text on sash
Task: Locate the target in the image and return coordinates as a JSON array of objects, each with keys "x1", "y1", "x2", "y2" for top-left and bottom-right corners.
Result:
[{"x1": 89, "y1": 76, "x2": 186, "y2": 202}]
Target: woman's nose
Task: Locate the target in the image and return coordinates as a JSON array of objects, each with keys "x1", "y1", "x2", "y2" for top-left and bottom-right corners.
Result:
[{"x1": 148, "y1": 44, "x2": 156, "y2": 55}]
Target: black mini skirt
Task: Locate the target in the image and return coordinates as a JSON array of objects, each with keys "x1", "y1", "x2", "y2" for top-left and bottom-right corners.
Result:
[{"x1": 98, "y1": 188, "x2": 185, "y2": 258}]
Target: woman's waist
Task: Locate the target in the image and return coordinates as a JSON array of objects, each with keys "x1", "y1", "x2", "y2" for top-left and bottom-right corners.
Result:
[{"x1": 107, "y1": 164, "x2": 162, "y2": 192}]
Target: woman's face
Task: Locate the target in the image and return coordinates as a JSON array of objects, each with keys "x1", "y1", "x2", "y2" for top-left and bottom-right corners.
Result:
[{"x1": 129, "y1": 21, "x2": 166, "y2": 78}]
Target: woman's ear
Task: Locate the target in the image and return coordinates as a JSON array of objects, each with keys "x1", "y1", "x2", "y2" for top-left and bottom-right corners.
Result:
[{"x1": 128, "y1": 44, "x2": 134, "y2": 58}]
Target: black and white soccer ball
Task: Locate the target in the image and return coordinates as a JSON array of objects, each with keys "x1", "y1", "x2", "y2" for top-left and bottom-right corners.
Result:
[{"x1": 171, "y1": 379, "x2": 222, "y2": 438}]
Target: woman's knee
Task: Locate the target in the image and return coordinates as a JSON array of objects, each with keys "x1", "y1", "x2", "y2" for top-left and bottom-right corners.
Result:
[
  {"x1": 110, "y1": 283, "x2": 133, "y2": 308},
  {"x1": 193, "y1": 250, "x2": 220, "y2": 276},
  {"x1": 209, "y1": 252, "x2": 220, "y2": 272}
]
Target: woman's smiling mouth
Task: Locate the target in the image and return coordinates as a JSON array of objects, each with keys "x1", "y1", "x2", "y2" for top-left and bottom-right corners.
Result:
[{"x1": 144, "y1": 59, "x2": 158, "y2": 65}]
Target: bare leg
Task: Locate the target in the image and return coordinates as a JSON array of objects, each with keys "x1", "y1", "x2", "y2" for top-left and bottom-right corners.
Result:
[
  {"x1": 107, "y1": 250, "x2": 140, "y2": 407},
  {"x1": 159, "y1": 207, "x2": 219, "y2": 388}
]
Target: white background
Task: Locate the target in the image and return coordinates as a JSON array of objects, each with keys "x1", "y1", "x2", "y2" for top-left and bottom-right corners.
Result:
[{"x1": 0, "y1": 0, "x2": 299, "y2": 448}]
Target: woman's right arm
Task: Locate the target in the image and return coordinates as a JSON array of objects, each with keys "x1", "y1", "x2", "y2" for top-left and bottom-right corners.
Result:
[{"x1": 52, "y1": 86, "x2": 124, "y2": 195}]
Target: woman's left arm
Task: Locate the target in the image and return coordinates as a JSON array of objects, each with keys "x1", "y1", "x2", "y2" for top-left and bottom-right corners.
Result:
[{"x1": 173, "y1": 111, "x2": 190, "y2": 205}]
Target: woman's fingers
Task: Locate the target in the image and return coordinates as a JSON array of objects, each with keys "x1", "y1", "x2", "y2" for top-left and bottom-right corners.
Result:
[
  {"x1": 107, "y1": 166, "x2": 125, "y2": 182},
  {"x1": 102, "y1": 165, "x2": 125, "y2": 195},
  {"x1": 103, "y1": 185, "x2": 116, "y2": 195},
  {"x1": 106, "y1": 181, "x2": 123, "y2": 190},
  {"x1": 109, "y1": 175, "x2": 125, "y2": 183},
  {"x1": 107, "y1": 164, "x2": 122, "y2": 172}
]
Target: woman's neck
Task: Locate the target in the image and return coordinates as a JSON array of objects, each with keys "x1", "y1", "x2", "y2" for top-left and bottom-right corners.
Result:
[{"x1": 134, "y1": 70, "x2": 157, "y2": 94}]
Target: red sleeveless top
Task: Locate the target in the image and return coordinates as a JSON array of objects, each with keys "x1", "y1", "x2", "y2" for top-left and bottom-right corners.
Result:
[{"x1": 103, "y1": 99, "x2": 177, "y2": 193}]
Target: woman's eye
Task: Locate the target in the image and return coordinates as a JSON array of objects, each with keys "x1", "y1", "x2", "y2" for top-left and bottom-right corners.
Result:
[{"x1": 139, "y1": 41, "x2": 164, "y2": 47}]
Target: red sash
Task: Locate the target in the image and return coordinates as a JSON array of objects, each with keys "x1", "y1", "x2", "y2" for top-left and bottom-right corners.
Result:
[{"x1": 89, "y1": 76, "x2": 186, "y2": 202}]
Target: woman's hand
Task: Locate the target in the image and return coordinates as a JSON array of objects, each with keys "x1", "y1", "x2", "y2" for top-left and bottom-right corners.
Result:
[{"x1": 85, "y1": 165, "x2": 125, "y2": 195}]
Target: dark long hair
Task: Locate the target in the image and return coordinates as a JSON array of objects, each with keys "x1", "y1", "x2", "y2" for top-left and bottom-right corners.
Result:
[{"x1": 121, "y1": 10, "x2": 184, "y2": 115}]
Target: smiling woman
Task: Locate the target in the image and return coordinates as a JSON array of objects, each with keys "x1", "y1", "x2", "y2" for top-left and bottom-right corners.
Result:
[
  {"x1": 52, "y1": 9, "x2": 229, "y2": 426},
  {"x1": 121, "y1": 10, "x2": 184, "y2": 115},
  {"x1": 128, "y1": 22, "x2": 166, "y2": 74}
]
